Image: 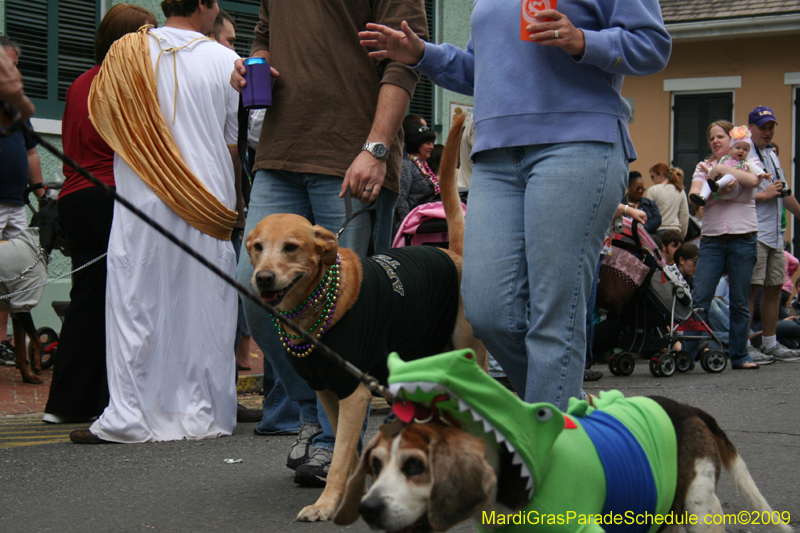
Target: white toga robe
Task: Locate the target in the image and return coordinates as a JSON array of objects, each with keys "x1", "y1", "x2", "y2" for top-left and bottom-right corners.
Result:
[{"x1": 92, "y1": 27, "x2": 240, "y2": 442}]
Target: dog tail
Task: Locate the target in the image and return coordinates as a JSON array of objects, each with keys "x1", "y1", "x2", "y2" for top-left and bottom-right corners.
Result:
[
  {"x1": 704, "y1": 412, "x2": 794, "y2": 533},
  {"x1": 439, "y1": 113, "x2": 467, "y2": 256}
]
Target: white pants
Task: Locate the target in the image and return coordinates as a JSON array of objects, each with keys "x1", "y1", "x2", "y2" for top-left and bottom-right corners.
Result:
[{"x1": 0, "y1": 203, "x2": 27, "y2": 240}]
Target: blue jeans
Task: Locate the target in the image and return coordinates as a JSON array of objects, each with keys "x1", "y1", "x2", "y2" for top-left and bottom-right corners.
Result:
[
  {"x1": 585, "y1": 256, "x2": 603, "y2": 368},
  {"x1": 232, "y1": 228, "x2": 294, "y2": 430},
  {"x1": 461, "y1": 139, "x2": 626, "y2": 411},
  {"x1": 236, "y1": 169, "x2": 397, "y2": 449},
  {"x1": 707, "y1": 297, "x2": 730, "y2": 349},
  {"x1": 687, "y1": 235, "x2": 757, "y2": 367}
]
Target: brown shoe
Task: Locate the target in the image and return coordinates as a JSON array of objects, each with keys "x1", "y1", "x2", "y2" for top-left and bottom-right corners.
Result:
[
  {"x1": 237, "y1": 403, "x2": 262, "y2": 423},
  {"x1": 69, "y1": 429, "x2": 111, "y2": 444}
]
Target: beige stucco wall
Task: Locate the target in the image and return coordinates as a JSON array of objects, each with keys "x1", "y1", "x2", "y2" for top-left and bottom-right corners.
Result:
[{"x1": 624, "y1": 34, "x2": 800, "y2": 189}]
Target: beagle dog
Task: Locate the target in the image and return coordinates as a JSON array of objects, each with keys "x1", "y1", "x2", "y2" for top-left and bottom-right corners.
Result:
[
  {"x1": 245, "y1": 114, "x2": 486, "y2": 522},
  {"x1": 335, "y1": 351, "x2": 793, "y2": 533}
]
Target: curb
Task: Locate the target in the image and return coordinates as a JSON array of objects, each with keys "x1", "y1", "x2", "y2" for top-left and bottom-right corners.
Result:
[{"x1": 237, "y1": 374, "x2": 263, "y2": 394}]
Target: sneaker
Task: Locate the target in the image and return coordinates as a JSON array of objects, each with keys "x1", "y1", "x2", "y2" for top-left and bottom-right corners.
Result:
[
  {"x1": 747, "y1": 345, "x2": 774, "y2": 365},
  {"x1": 286, "y1": 423, "x2": 323, "y2": 471},
  {"x1": 0, "y1": 340, "x2": 15, "y2": 365},
  {"x1": 42, "y1": 413, "x2": 98, "y2": 424},
  {"x1": 762, "y1": 343, "x2": 800, "y2": 362},
  {"x1": 294, "y1": 447, "x2": 332, "y2": 488},
  {"x1": 583, "y1": 368, "x2": 603, "y2": 382}
]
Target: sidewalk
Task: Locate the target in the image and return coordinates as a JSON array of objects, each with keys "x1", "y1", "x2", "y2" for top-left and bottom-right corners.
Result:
[{"x1": 0, "y1": 339, "x2": 266, "y2": 417}]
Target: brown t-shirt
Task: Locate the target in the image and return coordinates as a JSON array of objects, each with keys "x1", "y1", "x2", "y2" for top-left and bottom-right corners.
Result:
[{"x1": 250, "y1": 0, "x2": 428, "y2": 194}]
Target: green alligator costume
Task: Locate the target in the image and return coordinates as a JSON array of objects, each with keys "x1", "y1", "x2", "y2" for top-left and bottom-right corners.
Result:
[{"x1": 385, "y1": 350, "x2": 678, "y2": 533}]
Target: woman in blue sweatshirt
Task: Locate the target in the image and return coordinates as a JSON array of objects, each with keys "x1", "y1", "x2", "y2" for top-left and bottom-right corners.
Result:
[{"x1": 360, "y1": 1, "x2": 671, "y2": 411}]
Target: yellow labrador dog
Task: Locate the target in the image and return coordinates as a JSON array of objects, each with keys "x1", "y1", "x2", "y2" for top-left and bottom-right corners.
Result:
[{"x1": 246, "y1": 114, "x2": 486, "y2": 522}]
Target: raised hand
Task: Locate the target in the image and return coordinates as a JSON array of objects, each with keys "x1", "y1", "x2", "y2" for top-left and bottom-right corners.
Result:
[{"x1": 358, "y1": 21, "x2": 425, "y2": 65}]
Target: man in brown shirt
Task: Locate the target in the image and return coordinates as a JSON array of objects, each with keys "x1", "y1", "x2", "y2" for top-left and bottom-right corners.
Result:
[{"x1": 230, "y1": 0, "x2": 427, "y2": 487}]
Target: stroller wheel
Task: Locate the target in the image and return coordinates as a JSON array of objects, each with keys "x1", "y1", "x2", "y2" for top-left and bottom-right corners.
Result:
[
  {"x1": 617, "y1": 352, "x2": 636, "y2": 376},
  {"x1": 658, "y1": 353, "x2": 677, "y2": 377},
  {"x1": 649, "y1": 357, "x2": 663, "y2": 377},
  {"x1": 674, "y1": 350, "x2": 693, "y2": 373},
  {"x1": 29, "y1": 327, "x2": 59, "y2": 370},
  {"x1": 702, "y1": 350, "x2": 727, "y2": 373},
  {"x1": 608, "y1": 356, "x2": 621, "y2": 376}
]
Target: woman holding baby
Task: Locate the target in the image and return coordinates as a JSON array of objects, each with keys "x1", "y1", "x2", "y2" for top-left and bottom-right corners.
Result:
[{"x1": 685, "y1": 120, "x2": 762, "y2": 370}]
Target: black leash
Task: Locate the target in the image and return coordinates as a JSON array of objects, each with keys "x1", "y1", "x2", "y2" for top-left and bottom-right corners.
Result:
[
  {"x1": 337, "y1": 189, "x2": 377, "y2": 256},
  {"x1": 0, "y1": 101, "x2": 395, "y2": 402}
]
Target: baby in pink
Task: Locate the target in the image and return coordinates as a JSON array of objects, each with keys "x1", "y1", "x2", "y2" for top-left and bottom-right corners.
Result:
[{"x1": 690, "y1": 125, "x2": 766, "y2": 206}]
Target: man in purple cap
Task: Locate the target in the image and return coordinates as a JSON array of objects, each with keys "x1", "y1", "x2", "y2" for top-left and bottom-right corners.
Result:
[{"x1": 748, "y1": 105, "x2": 800, "y2": 363}]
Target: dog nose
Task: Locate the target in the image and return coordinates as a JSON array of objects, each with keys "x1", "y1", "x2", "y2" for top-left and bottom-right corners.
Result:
[
  {"x1": 255, "y1": 270, "x2": 276, "y2": 288},
  {"x1": 358, "y1": 498, "x2": 384, "y2": 524}
]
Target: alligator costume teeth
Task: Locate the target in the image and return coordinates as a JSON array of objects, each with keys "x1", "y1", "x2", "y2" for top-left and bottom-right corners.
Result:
[{"x1": 386, "y1": 350, "x2": 677, "y2": 533}]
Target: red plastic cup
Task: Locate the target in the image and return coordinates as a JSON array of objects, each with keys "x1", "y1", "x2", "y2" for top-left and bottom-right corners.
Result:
[{"x1": 521, "y1": 0, "x2": 558, "y2": 41}]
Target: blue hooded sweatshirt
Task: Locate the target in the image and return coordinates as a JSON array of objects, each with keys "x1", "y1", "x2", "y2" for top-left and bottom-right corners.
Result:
[{"x1": 414, "y1": 0, "x2": 671, "y2": 162}]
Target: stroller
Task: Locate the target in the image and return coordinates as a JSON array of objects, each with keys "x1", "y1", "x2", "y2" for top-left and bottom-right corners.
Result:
[
  {"x1": 597, "y1": 219, "x2": 727, "y2": 377},
  {"x1": 392, "y1": 189, "x2": 469, "y2": 249}
]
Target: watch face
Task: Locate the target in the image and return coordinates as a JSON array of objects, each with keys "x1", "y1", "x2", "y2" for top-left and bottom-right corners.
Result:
[{"x1": 372, "y1": 143, "x2": 388, "y2": 158}]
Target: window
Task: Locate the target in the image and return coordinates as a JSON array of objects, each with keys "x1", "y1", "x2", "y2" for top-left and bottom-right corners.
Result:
[
  {"x1": 672, "y1": 92, "x2": 733, "y2": 190},
  {"x1": 5, "y1": 0, "x2": 99, "y2": 120},
  {"x1": 218, "y1": 0, "x2": 261, "y2": 59},
  {"x1": 408, "y1": 0, "x2": 435, "y2": 126}
]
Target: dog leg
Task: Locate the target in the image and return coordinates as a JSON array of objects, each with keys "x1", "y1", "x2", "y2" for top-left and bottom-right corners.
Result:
[
  {"x1": 452, "y1": 303, "x2": 488, "y2": 372},
  {"x1": 17, "y1": 312, "x2": 42, "y2": 374},
  {"x1": 11, "y1": 315, "x2": 42, "y2": 384},
  {"x1": 683, "y1": 457, "x2": 724, "y2": 533},
  {"x1": 297, "y1": 383, "x2": 372, "y2": 522},
  {"x1": 317, "y1": 390, "x2": 340, "y2": 437}
]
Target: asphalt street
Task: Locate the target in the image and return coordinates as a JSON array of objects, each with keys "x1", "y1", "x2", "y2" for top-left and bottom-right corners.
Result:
[{"x1": 1, "y1": 360, "x2": 798, "y2": 533}]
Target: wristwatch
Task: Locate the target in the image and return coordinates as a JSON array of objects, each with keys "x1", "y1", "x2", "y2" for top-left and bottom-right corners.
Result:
[{"x1": 362, "y1": 142, "x2": 389, "y2": 160}]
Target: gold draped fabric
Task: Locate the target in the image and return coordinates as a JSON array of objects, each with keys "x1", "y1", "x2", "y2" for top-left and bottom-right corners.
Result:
[{"x1": 88, "y1": 26, "x2": 237, "y2": 240}]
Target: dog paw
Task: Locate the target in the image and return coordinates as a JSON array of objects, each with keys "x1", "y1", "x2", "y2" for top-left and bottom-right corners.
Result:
[
  {"x1": 297, "y1": 504, "x2": 334, "y2": 522},
  {"x1": 22, "y1": 374, "x2": 44, "y2": 384}
]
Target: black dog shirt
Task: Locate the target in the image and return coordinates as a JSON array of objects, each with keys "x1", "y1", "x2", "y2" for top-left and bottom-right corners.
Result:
[{"x1": 286, "y1": 246, "x2": 460, "y2": 399}]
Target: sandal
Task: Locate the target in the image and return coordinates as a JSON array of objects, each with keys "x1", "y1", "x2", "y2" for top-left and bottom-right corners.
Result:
[
  {"x1": 733, "y1": 362, "x2": 759, "y2": 370},
  {"x1": 69, "y1": 429, "x2": 112, "y2": 444}
]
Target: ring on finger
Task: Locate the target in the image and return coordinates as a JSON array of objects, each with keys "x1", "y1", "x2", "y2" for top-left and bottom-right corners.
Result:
[
  {"x1": 554, "y1": 29, "x2": 560, "y2": 39},
  {"x1": 364, "y1": 187, "x2": 374, "y2": 192}
]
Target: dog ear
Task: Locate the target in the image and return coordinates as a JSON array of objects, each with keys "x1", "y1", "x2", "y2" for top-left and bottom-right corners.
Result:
[
  {"x1": 244, "y1": 228, "x2": 257, "y2": 264},
  {"x1": 334, "y1": 433, "x2": 382, "y2": 526},
  {"x1": 312, "y1": 225, "x2": 339, "y2": 266},
  {"x1": 428, "y1": 427, "x2": 496, "y2": 531}
]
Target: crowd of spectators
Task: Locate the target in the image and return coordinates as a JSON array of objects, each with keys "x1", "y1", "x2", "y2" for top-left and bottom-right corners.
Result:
[{"x1": 591, "y1": 107, "x2": 800, "y2": 374}]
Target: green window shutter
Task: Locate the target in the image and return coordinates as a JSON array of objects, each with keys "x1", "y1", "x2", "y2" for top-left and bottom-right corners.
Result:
[
  {"x1": 672, "y1": 92, "x2": 733, "y2": 190},
  {"x1": 58, "y1": 0, "x2": 98, "y2": 102},
  {"x1": 408, "y1": 0, "x2": 434, "y2": 126},
  {"x1": 6, "y1": 0, "x2": 50, "y2": 101},
  {"x1": 5, "y1": 0, "x2": 98, "y2": 119}
]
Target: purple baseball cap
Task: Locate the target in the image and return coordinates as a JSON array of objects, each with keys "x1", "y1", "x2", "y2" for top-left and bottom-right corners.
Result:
[{"x1": 748, "y1": 106, "x2": 778, "y2": 127}]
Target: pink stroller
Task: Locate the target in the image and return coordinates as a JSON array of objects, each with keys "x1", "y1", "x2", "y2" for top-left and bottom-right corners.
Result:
[{"x1": 392, "y1": 201, "x2": 467, "y2": 249}]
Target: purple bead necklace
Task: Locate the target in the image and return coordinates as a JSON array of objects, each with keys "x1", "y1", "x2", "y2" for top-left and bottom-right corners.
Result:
[{"x1": 272, "y1": 254, "x2": 340, "y2": 358}]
